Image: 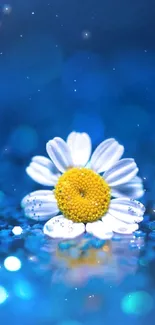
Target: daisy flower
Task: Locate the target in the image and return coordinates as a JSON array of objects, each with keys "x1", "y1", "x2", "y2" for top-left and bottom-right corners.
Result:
[{"x1": 21, "y1": 132, "x2": 145, "y2": 240}]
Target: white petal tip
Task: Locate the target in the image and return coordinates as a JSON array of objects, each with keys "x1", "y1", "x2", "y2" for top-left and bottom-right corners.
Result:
[
  {"x1": 46, "y1": 137, "x2": 73, "y2": 173},
  {"x1": 43, "y1": 216, "x2": 85, "y2": 239},
  {"x1": 86, "y1": 220, "x2": 113, "y2": 240}
]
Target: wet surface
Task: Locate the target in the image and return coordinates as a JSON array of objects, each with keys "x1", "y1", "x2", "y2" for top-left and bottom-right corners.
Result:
[{"x1": 0, "y1": 200, "x2": 155, "y2": 324}]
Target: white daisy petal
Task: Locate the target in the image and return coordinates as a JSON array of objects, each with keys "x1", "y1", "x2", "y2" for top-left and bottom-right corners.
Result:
[
  {"x1": 21, "y1": 190, "x2": 59, "y2": 221},
  {"x1": 21, "y1": 190, "x2": 57, "y2": 208},
  {"x1": 90, "y1": 138, "x2": 124, "y2": 173},
  {"x1": 107, "y1": 198, "x2": 145, "y2": 224},
  {"x1": 26, "y1": 166, "x2": 54, "y2": 186},
  {"x1": 104, "y1": 215, "x2": 139, "y2": 234},
  {"x1": 32, "y1": 156, "x2": 59, "y2": 174},
  {"x1": 43, "y1": 215, "x2": 85, "y2": 239},
  {"x1": 24, "y1": 211, "x2": 58, "y2": 221},
  {"x1": 86, "y1": 220, "x2": 113, "y2": 239},
  {"x1": 21, "y1": 190, "x2": 53, "y2": 203},
  {"x1": 26, "y1": 159, "x2": 60, "y2": 186},
  {"x1": 103, "y1": 158, "x2": 138, "y2": 186},
  {"x1": 111, "y1": 176, "x2": 144, "y2": 199},
  {"x1": 46, "y1": 137, "x2": 73, "y2": 173},
  {"x1": 101, "y1": 213, "x2": 114, "y2": 225},
  {"x1": 67, "y1": 132, "x2": 92, "y2": 167}
]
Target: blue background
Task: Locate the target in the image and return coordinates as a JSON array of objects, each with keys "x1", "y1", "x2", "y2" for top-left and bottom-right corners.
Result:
[{"x1": 0, "y1": 0, "x2": 155, "y2": 324}]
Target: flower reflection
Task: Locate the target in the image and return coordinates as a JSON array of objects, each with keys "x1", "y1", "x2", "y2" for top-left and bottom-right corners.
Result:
[
  {"x1": 49, "y1": 235, "x2": 145, "y2": 285},
  {"x1": 57, "y1": 243, "x2": 111, "y2": 268}
]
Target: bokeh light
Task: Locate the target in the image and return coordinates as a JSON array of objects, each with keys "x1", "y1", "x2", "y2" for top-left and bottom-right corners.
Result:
[
  {"x1": 0, "y1": 191, "x2": 5, "y2": 205},
  {"x1": 0, "y1": 286, "x2": 8, "y2": 304},
  {"x1": 14, "y1": 280, "x2": 33, "y2": 300},
  {"x1": 12, "y1": 226, "x2": 23, "y2": 236},
  {"x1": 4, "y1": 256, "x2": 22, "y2": 272},
  {"x1": 2, "y1": 4, "x2": 12, "y2": 15},
  {"x1": 9, "y1": 125, "x2": 38, "y2": 157},
  {"x1": 121, "y1": 291, "x2": 154, "y2": 316},
  {"x1": 81, "y1": 30, "x2": 91, "y2": 40}
]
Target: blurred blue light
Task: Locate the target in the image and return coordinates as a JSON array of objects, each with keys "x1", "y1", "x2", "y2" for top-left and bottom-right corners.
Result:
[
  {"x1": 72, "y1": 111, "x2": 104, "y2": 144},
  {"x1": 0, "y1": 191, "x2": 5, "y2": 201},
  {"x1": 10, "y1": 125, "x2": 38, "y2": 157},
  {"x1": 148, "y1": 231, "x2": 155, "y2": 240},
  {"x1": 134, "y1": 230, "x2": 146, "y2": 238},
  {"x1": 58, "y1": 241, "x2": 75, "y2": 251},
  {"x1": 4, "y1": 256, "x2": 21, "y2": 272},
  {"x1": 14, "y1": 280, "x2": 33, "y2": 300},
  {"x1": 121, "y1": 291, "x2": 154, "y2": 316},
  {"x1": 0, "y1": 286, "x2": 8, "y2": 304},
  {"x1": 0, "y1": 191, "x2": 5, "y2": 206}
]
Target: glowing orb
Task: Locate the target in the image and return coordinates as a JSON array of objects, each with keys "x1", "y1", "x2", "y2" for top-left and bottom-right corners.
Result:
[
  {"x1": 0, "y1": 286, "x2": 8, "y2": 304},
  {"x1": 10, "y1": 125, "x2": 38, "y2": 157},
  {"x1": 2, "y1": 4, "x2": 12, "y2": 15},
  {"x1": 12, "y1": 226, "x2": 23, "y2": 235},
  {"x1": 82, "y1": 30, "x2": 91, "y2": 40},
  {"x1": 4, "y1": 256, "x2": 22, "y2": 272},
  {"x1": 121, "y1": 291, "x2": 154, "y2": 316},
  {"x1": 14, "y1": 280, "x2": 33, "y2": 300}
]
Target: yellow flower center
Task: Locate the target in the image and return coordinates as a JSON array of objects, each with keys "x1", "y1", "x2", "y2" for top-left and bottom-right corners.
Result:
[{"x1": 55, "y1": 168, "x2": 111, "y2": 223}]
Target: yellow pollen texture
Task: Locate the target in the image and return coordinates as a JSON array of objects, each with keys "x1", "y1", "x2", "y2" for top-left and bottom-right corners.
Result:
[{"x1": 55, "y1": 168, "x2": 111, "y2": 223}]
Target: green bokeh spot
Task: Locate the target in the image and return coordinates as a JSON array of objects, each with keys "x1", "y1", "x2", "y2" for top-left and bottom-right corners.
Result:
[{"x1": 121, "y1": 291, "x2": 154, "y2": 316}]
